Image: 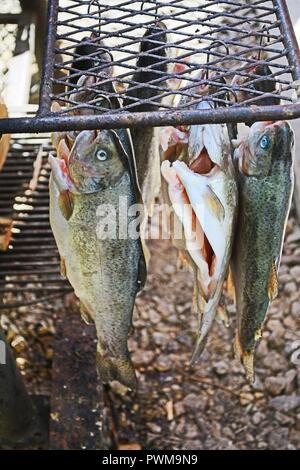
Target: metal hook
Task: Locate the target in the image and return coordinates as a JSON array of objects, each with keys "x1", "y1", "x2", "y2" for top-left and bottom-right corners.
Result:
[
  {"x1": 258, "y1": 25, "x2": 270, "y2": 61},
  {"x1": 88, "y1": 0, "x2": 102, "y2": 37},
  {"x1": 205, "y1": 40, "x2": 230, "y2": 80},
  {"x1": 141, "y1": 1, "x2": 159, "y2": 21}
]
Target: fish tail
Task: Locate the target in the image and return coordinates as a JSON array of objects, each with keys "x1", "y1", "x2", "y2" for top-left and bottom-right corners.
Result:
[
  {"x1": 96, "y1": 352, "x2": 137, "y2": 391},
  {"x1": 233, "y1": 332, "x2": 255, "y2": 383},
  {"x1": 190, "y1": 333, "x2": 208, "y2": 365}
]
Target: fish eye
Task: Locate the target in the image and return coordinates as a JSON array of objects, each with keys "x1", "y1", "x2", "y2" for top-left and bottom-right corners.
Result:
[
  {"x1": 260, "y1": 135, "x2": 271, "y2": 150},
  {"x1": 96, "y1": 149, "x2": 108, "y2": 161}
]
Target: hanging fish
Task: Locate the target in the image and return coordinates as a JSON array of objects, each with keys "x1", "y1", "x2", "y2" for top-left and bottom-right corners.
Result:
[
  {"x1": 161, "y1": 100, "x2": 238, "y2": 359},
  {"x1": 231, "y1": 120, "x2": 294, "y2": 382},
  {"x1": 49, "y1": 128, "x2": 146, "y2": 389}
]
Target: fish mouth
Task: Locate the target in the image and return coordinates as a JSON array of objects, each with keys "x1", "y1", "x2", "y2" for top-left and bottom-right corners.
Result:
[
  {"x1": 162, "y1": 149, "x2": 222, "y2": 300},
  {"x1": 189, "y1": 145, "x2": 218, "y2": 175}
]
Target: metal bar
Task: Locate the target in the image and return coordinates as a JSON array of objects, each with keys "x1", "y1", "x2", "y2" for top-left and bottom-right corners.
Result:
[
  {"x1": 38, "y1": 0, "x2": 59, "y2": 115},
  {"x1": 0, "y1": 14, "x2": 21, "y2": 24},
  {"x1": 1, "y1": 102, "x2": 300, "y2": 134},
  {"x1": 274, "y1": 0, "x2": 300, "y2": 81}
]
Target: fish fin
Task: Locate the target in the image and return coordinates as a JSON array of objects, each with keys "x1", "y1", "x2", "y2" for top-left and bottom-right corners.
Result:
[
  {"x1": 177, "y1": 250, "x2": 190, "y2": 271},
  {"x1": 96, "y1": 352, "x2": 137, "y2": 391},
  {"x1": 79, "y1": 301, "x2": 94, "y2": 325},
  {"x1": 141, "y1": 239, "x2": 151, "y2": 270},
  {"x1": 58, "y1": 190, "x2": 74, "y2": 220},
  {"x1": 204, "y1": 186, "x2": 225, "y2": 222},
  {"x1": 57, "y1": 138, "x2": 70, "y2": 162},
  {"x1": 234, "y1": 333, "x2": 255, "y2": 384},
  {"x1": 255, "y1": 328, "x2": 262, "y2": 341},
  {"x1": 226, "y1": 267, "x2": 236, "y2": 304},
  {"x1": 216, "y1": 304, "x2": 230, "y2": 327},
  {"x1": 190, "y1": 334, "x2": 208, "y2": 365},
  {"x1": 60, "y1": 257, "x2": 66, "y2": 277},
  {"x1": 268, "y1": 261, "x2": 278, "y2": 301}
]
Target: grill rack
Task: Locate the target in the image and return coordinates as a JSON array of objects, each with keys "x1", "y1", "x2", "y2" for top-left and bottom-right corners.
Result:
[
  {"x1": 0, "y1": 135, "x2": 72, "y2": 309},
  {"x1": 0, "y1": 0, "x2": 300, "y2": 134}
]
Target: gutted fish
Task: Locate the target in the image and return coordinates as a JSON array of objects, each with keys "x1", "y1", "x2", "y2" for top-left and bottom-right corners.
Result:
[{"x1": 161, "y1": 100, "x2": 237, "y2": 360}]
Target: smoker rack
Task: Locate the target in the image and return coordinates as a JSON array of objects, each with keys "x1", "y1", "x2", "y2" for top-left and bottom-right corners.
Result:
[
  {"x1": 0, "y1": 136, "x2": 72, "y2": 309},
  {"x1": 0, "y1": 0, "x2": 300, "y2": 134}
]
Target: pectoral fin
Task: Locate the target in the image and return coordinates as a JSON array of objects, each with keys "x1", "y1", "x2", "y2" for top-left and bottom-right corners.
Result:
[
  {"x1": 268, "y1": 261, "x2": 278, "y2": 301},
  {"x1": 226, "y1": 267, "x2": 236, "y2": 304},
  {"x1": 59, "y1": 190, "x2": 74, "y2": 220},
  {"x1": 204, "y1": 186, "x2": 225, "y2": 222}
]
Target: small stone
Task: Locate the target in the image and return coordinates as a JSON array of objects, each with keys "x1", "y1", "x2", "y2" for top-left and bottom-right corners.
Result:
[
  {"x1": 285, "y1": 369, "x2": 297, "y2": 394},
  {"x1": 257, "y1": 441, "x2": 268, "y2": 449},
  {"x1": 269, "y1": 395, "x2": 300, "y2": 413},
  {"x1": 11, "y1": 335, "x2": 27, "y2": 354},
  {"x1": 265, "y1": 376, "x2": 286, "y2": 396},
  {"x1": 147, "y1": 423, "x2": 161, "y2": 433},
  {"x1": 267, "y1": 320, "x2": 284, "y2": 337},
  {"x1": 262, "y1": 351, "x2": 288, "y2": 372},
  {"x1": 284, "y1": 282, "x2": 297, "y2": 295},
  {"x1": 283, "y1": 316, "x2": 297, "y2": 329},
  {"x1": 239, "y1": 392, "x2": 254, "y2": 406},
  {"x1": 174, "y1": 401, "x2": 185, "y2": 417},
  {"x1": 163, "y1": 264, "x2": 176, "y2": 275},
  {"x1": 287, "y1": 228, "x2": 300, "y2": 244},
  {"x1": 154, "y1": 354, "x2": 172, "y2": 372},
  {"x1": 256, "y1": 338, "x2": 269, "y2": 358},
  {"x1": 275, "y1": 411, "x2": 294, "y2": 426},
  {"x1": 279, "y1": 273, "x2": 292, "y2": 284},
  {"x1": 148, "y1": 309, "x2": 161, "y2": 324},
  {"x1": 213, "y1": 360, "x2": 228, "y2": 376},
  {"x1": 132, "y1": 350, "x2": 155, "y2": 366},
  {"x1": 152, "y1": 332, "x2": 169, "y2": 347},
  {"x1": 295, "y1": 413, "x2": 300, "y2": 431},
  {"x1": 291, "y1": 301, "x2": 300, "y2": 319},
  {"x1": 252, "y1": 412, "x2": 264, "y2": 425},
  {"x1": 268, "y1": 428, "x2": 289, "y2": 450},
  {"x1": 289, "y1": 429, "x2": 300, "y2": 446},
  {"x1": 182, "y1": 393, "x2": 207, "y2": 411},
  {"x1": 290, "y1": 265, "x2": 300, "y2": 281}
]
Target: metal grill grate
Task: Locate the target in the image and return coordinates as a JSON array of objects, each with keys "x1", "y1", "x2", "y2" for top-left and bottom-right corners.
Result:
[
  {"x1": 0, "y1": 136, "x2": 72, "y2": 309},
  {"x1": 0, "y1": 0, "x2": 299, "y2": 134}
]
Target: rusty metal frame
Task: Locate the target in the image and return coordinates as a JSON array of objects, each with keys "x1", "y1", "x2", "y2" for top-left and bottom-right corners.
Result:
[{"x1": 0, "y1": 0, "x2": 299, "y2": 134}]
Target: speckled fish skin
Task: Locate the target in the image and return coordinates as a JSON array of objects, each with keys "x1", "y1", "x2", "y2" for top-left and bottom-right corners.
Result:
[
  {"x1": 50, "y1": 129, "x2": 146, "y2": 389},
  {"x1": 232, "y1": 121, "x2": 294, "y2": 381}
]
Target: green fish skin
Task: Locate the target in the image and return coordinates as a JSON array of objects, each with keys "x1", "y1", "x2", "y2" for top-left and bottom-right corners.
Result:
[
  {"x1": 231, "y1": 121, "x2": 294, "y2": 381},
  {"x1": 50, "y1": 129, "x2": 146, "y2": 389}
]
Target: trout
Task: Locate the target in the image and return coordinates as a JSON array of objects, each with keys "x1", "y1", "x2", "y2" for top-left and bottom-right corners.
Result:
[
  {"x1": 49, "y1": 129, "x2": 146, "y2": 389},
  {"x1": 232, "y1": 120, "x2": 294, "y2": 381}
]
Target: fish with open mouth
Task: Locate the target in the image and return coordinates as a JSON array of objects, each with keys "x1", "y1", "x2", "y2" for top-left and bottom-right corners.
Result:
[
  {"x1": 231, "y1": 120, "x2": 294, "y2": 382},
  {"x1": 49, "y1": 128, "x2": 146, "y2": 389},
  {"x1": 161, "y1": 100, "x2": 238, "y2": 360}
]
